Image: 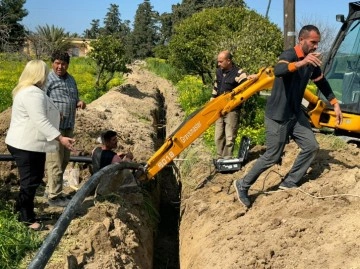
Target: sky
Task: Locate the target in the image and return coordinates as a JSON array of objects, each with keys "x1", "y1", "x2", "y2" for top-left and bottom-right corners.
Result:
[{"x1": 22, "y1": 0, "x2": 351, "y2": 35}]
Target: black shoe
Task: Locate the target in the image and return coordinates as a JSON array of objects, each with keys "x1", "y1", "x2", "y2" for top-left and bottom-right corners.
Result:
[
  {"x1": 233, "y1": 180, "x2": 251, "y2": 208},
  {"x1": 279, "y1": 181, "x2": 298, "y2": 190},
  {"x1": 48, "y1": 197, "x2": 69, "y2": 207}
]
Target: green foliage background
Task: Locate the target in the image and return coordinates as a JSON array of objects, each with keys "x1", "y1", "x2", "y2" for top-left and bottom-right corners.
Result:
[
  {"x1": 169, "y1": 7, "x2": 283, "y2": 83},
  {"x1": 0, "y1": 54, "x2": 26, "y2": 112}
]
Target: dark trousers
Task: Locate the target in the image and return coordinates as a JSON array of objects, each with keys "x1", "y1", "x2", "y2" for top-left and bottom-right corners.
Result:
[
  {"x1": 7, "y1": 145, "x2": 45, "y2": 223},
  {"x1": 240, "y1": 112, "x2": 319, "y2": 190}
]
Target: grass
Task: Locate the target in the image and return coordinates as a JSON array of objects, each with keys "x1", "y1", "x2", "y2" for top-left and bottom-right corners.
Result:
[
  {"x1": 0, "y1": 201, "x2": 43, "y2": 269},
  {"x1": 0, "y1": 54, "x2": 27, "y2": 112},
  {"x1": 142, "y1": 190, "x2": 160, "y2": 227},
  {"x1": 316, "y1": 132, "x2": 348, "y2": 150},
  {"x1": 145, "y1": 58, "x2": 184, "y2": 84}
]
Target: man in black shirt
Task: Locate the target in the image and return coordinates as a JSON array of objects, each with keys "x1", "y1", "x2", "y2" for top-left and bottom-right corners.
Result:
[
  {"x1": 92, "y1": 130, "x2": 130, "y2": 173},
  {"x1": 212, "y1": 50, "x2": 250, "y2": 159},
  {"x1": 92, "y1": 130, "x2": 140, "y2": 195},
  {"x1": 233, "y1": 25, "x2": 343, "y2": 208}
]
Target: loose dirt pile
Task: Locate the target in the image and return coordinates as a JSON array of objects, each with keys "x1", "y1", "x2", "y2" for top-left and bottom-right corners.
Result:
[{"x1": 1, "y1": 61, "x2": 360, "y2": 269}]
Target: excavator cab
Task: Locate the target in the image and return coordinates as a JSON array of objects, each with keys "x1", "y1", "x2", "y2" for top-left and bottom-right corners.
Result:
[{"x1": 321, "y1": 2, "x2": 360, "y2": 116}]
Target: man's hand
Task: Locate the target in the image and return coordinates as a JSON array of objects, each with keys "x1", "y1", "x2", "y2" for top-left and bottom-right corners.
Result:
[
  {"x1": 134, "y1": 165, "x2": 147, "y2": 180},
  {"x1": 333, "y1": 103, "x2": 343, "y2": 126},
  {"x1": 58, "y1": 135, "x2": 76, "y2": 151},
  {"x1": 247, "y1": 74, "x2": 258, "y2": 81},
  {"x1": 299, "y1": 52, "x2": 322, "y2": 68},
  {"x1": 119, "y1": 152, "x2": 134, "y2": 161},
  {"x1": 77, "y1": 100, "x2": 86, "y2": 109}
]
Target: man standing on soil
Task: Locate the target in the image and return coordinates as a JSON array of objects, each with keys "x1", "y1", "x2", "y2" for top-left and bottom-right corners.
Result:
[
  {"x1": 233, "y1": 25, "x2": 343, "y2": 208},
  {"x1": 45, "y1": 51, "x2": 86, "y2": 207},
  {"x1": 212, "y1": 50, "x2": 254, "y2": 159}
]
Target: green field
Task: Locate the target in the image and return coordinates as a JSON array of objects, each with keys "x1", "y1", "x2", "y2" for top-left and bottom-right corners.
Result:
[{"x1": 0, "y1": 54, "x2": 124, "y2": 112}]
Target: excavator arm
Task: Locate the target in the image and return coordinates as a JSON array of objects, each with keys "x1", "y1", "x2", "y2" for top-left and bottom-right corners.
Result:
[
  {"x1": 304, "y1": 89, "x2": 360, "y2": 133},
  {"x1": 143, "y1": 67, "x2": 274, "y2": 180}
]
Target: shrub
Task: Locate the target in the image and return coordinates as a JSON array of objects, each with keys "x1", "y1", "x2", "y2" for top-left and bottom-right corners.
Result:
[{"x1": 176, "y1": 75, "x2": 211, "y2": 115}]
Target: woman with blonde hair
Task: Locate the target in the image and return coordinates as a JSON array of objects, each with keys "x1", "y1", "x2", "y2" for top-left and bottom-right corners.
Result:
[{"x1": 5, "y1": 60, "x2": 75, "y2": 231}]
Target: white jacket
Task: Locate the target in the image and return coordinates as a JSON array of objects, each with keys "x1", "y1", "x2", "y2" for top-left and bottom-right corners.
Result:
[{"x1": 5, "y1": 85, "x2": 61, "y2": 152}]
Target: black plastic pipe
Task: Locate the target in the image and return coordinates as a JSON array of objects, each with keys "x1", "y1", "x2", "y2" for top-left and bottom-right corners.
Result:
[
  {"x1": 27, "y1": 161, "x2": 142, "y2": 269},
  {"x1": 0, "y1": 154, "x2": 92, "y2": 163}
]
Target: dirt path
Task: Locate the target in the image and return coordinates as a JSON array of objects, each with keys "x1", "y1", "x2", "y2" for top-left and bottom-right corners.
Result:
[{"x1": 1, "y1": 62, "x2": 360, "y2": 268}]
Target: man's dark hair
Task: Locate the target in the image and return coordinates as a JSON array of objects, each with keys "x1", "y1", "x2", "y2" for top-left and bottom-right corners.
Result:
[
  {"x1": 299, "y1": 25, "x2": 320, "y2": 38},
  {"x1": 51, "y1": 51, "x2": 70, "y2": 64},
  {"x1": 101, "y1": 130, "x2": 117, "y2": 144}
]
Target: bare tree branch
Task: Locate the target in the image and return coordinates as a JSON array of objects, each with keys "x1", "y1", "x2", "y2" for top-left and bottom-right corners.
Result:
[{"x1": 0, "y1": 14, "x2": 10, "y2": 49}]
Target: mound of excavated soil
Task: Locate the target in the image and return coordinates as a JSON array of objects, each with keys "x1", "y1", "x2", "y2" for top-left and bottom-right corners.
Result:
[{"x1": 1, "y1": 61, "x2": 360, "y2": 269}]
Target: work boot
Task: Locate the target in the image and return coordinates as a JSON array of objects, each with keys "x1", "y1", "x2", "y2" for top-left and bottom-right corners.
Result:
[
  {"x1": 48, "y1": 196, "x2": 70, "y2": 207},
  {"x1": 279, "y1": 180, "x2": 298, "y2": 190},
  {"x1": 233, "y1": 180, "x2": 251, "y2": 208}
]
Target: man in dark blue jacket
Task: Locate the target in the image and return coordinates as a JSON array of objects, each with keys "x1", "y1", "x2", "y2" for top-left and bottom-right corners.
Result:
[{"x1": 233, "y1": 25, "x2": 343, "y2": 208}]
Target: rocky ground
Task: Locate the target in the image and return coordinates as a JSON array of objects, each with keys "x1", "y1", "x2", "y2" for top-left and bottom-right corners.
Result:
[{"x1": 0, "y1": 61, "x2": 360, "y2": 269}]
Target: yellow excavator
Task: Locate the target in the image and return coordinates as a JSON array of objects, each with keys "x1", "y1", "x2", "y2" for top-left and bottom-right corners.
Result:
[
  {"x1": 143, "y1": 1, "x2": 360, "y2": 180},
  {"x1": 318, "y1": 1, "x2": 360, "y2": 139}
]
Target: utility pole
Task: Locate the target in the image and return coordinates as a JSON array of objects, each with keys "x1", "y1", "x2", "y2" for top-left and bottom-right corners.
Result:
[{"x1": 284, "y1": 0, "x2": 296, "y2": 49}]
